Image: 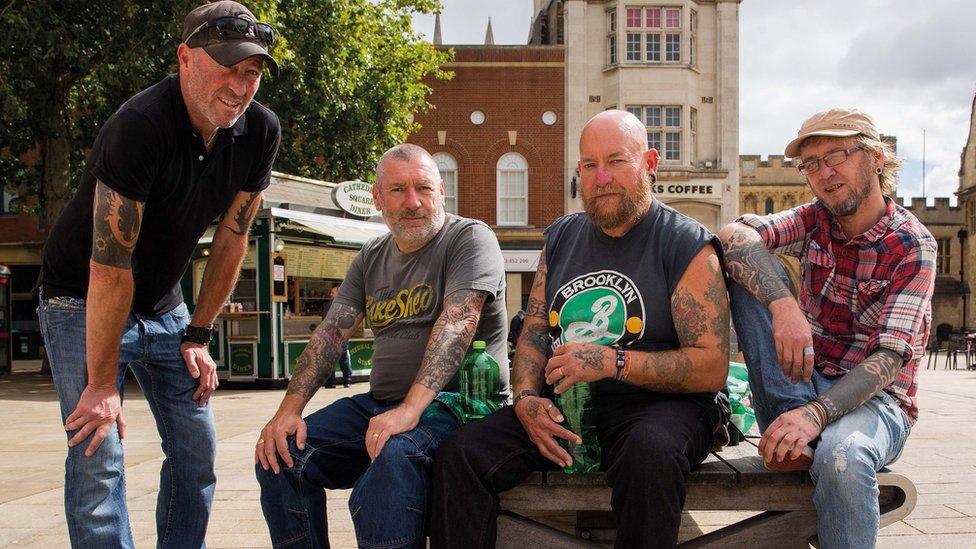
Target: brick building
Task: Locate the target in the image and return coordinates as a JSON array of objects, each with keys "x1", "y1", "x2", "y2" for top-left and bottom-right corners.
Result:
[{"x1": 407, "y1": 45, "x2": 566, "y2": 313}]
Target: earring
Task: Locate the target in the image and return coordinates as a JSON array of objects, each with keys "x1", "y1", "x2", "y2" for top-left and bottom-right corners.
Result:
[{"x1": 875, "y1": 166, "x2": 882, "y2": 175}]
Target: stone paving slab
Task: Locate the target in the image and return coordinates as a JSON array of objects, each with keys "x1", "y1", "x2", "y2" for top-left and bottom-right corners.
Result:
[{"x1": 1, "y1": 364, "x2": 975, "y2": 547}]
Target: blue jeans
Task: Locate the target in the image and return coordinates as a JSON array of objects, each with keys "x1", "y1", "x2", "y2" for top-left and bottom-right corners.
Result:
[
  {"x1": 256, "y1": 393, "x2": 460, "y2": 548},
  {"x1": 38, "y1": 296, "x2": 216, "y2": 549},
  {"x1": 730, "y1": 279, "x2": 911, "y2": 548}
]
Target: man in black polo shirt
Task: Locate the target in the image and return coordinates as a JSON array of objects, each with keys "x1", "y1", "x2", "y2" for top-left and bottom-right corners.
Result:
[{"x1": 37, "y1": 2, "x2": 281, "y2": 546}]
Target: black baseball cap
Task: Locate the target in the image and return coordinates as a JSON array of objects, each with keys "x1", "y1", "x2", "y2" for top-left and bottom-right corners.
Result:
[{"x1": 182, "y1": 1, "x2": 279, "y2": 75}]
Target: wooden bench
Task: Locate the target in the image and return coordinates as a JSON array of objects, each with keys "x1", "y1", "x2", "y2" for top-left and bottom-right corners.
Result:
[{"x1": 497, "y1": 442, "x2": 916, "y2": 547}]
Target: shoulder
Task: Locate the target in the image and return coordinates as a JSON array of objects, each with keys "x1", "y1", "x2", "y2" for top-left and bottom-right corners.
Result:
[
  {"x1": 543, "y1": 212, "x2": 589, "y2": 240},
  {"x1": 889, "y1": 205, "x2": 937, "y2": 254},
  {"x1": 652, "y1": 202, "x2": 713, "y2": 242},
  {"x1": 244, "y1": 99, "x2": 281, "y2": 134}
]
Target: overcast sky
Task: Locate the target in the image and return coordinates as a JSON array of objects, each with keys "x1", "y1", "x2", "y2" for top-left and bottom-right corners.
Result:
[{"x1": 412, "y1": 0, "x2": 976, "y2": 204}]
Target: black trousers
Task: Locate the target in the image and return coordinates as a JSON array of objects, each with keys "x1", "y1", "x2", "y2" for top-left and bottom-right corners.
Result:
[{"x1": 429, "y1": 392, "x2": 721, "y2": 549}]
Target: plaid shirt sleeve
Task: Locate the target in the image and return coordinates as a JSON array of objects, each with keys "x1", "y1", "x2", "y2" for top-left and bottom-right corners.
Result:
[
  {"x1": 868, "y1": 238, "x2": 937, "y2": 363},
  {"x1": 735, "y1": 204, "x2": 815, "y2": 257}
]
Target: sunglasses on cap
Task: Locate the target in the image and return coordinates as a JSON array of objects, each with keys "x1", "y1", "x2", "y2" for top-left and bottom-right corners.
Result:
[{"x1": 184, "y1": 16, "x2": 277, "y2": 49}]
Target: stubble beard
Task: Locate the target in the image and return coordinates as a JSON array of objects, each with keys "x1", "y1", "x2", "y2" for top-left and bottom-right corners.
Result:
[
  {"x1": 819, "y1": 160, "x2": 874, "y2": 218},
  {"x1": 583, "y1": 171, "x2": 653, "y2": 231},
  {"x1": 386, "y1": 206, "x2": 446, "y2": 251}
]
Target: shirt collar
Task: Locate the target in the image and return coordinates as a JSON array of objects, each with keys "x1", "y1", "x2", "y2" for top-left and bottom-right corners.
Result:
[{"x1": 816, "y1": 197, "x2": 901, "y2": 245}]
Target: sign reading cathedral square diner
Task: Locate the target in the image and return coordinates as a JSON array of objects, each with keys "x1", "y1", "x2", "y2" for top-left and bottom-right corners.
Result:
[{"x1": 333, "y1": 180, "x2": 379, "y2": 217}]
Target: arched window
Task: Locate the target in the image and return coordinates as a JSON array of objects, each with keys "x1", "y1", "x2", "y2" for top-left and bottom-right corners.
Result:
[
  {"x1": 764, "y1": 197, "x2": 775, "y2": 215},
  {"x1": 496, "y1": 152, "x2": 528, "y2": 225},
  {"x1": 744, "y1": 193, "x2": 758, "y2": 215},
  {"x1": 432, "y1": 152, "x2": 458, "y2": 214}
]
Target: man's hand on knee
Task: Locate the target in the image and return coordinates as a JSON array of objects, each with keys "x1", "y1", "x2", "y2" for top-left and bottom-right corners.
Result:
[
  {"x1": 759, "y1": 404, "x2": 823, "y2": 464},
  {"x1": 256, "y1": 411, "x2": 307, "y2": 474},
  {"x1": 64, "y1": 384, "x2": 126, "y2": 457},
  {"x1": 514, "y1": 396, "x2": 580, "y2": 469},
  {"x1": 365, "y1": 405, "x2": 422, "y2": 462}
]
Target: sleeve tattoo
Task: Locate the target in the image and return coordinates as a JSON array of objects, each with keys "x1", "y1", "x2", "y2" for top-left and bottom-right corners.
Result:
[
  {"x1": 287, "y1": 302, "x2": 363, "y2": 402},
  {"x1": 722, "y1": 228, "x2": 793, "y2": 306},
  {"x1": 91, "y1": 181, "x2": 144, "y2": 269},
  {"x1": 414, "y1": 289, "x2": 488, "y2": 393},
  {"x1": 816, "y1": 348, "x2": 903, "y2": 424},
  {"x1": 512, "y1": 247, "x2": 551, "y2": 390},
  {"x1": 628, "y1": 251, "x2": 729, "y2": 393},
  {"x1": 224, "y1": 191, "x2": 262, "y2": 236}
]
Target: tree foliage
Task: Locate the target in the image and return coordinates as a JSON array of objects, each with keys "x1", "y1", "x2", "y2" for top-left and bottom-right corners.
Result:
[
  {"x1": 261, "y1": 0, "x2": 450, "y2": 182},
  {"x1": 0, "y1": 0, "x2": 448, "y2": 223}
]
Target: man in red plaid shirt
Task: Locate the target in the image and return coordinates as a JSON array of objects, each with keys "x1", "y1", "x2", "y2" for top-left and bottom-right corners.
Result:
[{"x1": 719, "y1": 108, "x2": 936, "y2": 547}]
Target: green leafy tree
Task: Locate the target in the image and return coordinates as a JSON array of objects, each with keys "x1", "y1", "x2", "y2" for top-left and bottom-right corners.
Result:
[
  {"x1": 0, "y1": 0, "x2": 447, "y2": 225},
  {"x1": 261, "y1": 0, "x2": 450, "y2": 182}
]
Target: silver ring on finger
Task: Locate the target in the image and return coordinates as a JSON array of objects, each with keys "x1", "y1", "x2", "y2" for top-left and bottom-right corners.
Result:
[
  {"x1": 803, "y1": 346, "x2": 815, "y2": 356},
  {"x1": 546, "y1": 403, "x2": 554, "y2": 411}
]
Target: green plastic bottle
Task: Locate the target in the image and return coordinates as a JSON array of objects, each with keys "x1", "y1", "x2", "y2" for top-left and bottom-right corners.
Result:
[
  {"x1": 556, "y1": 381, "x2": 601, "y2": 474},
  {"x1": 458, "y1": 341, "x2": 503, "y2": 422}
]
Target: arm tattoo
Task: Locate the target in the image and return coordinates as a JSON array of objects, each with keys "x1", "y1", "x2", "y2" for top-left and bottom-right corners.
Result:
[
  {"x1": 525, "y1": 399, "x2": 541, "y2": 418},
  {"x1": 414, "y1": 289, "x2": 487, "y2": 393},
  {"x1": 91, "y1": 181, "x2": 144, "y2": 269},
  {"x1": 513, "y1": 247, "x2": 551, "y2": 391},
  {"x1": 722, "y1": 228, "x2": 793, "y2": 306},
  {"x1": 225, "y1": 191, "x2": 261, "y2": 236},
  {"x1": 631, "y1": 350, "x2": 692, "y2": 393},
  {"x1": 817, "y1": 349, "x2": 903, "y2": 424},
  {"x1": 287, "y1": 302, "x2": 363, "y2": 402},
  {"x1": 671, "y1": 285, "x2": 710, "y2": 346}
]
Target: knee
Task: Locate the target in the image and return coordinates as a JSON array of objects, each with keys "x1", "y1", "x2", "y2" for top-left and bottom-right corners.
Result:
[
  {"x1": 811, "y1": 432, "x2": 879, "y2": 493},
  {"x1": 608, "y1": 429, "x2": 686, "y2": 485}
]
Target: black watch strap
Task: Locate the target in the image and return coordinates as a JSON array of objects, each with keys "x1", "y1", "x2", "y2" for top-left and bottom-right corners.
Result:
[{"x1": 182, "y1": 324, "x2": 215, "y2": 345}]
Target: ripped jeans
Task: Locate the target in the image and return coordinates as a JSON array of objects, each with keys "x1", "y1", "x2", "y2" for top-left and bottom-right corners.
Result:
[
  {"x1": 255, "y1": 393, "x2": 459, "y2": 549},
  {"x1": 730, "y1": 279, "x2": 911, "y2": 549}
]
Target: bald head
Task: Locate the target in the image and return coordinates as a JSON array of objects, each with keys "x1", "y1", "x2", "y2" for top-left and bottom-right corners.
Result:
[{"x1": 579, "y1": 110, "x2": 649, "y2": 157}]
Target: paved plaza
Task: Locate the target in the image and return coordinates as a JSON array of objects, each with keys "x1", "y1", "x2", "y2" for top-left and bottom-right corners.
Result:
[{"x1": 1, "y1": 362, "x2": 974, "y2": 547}]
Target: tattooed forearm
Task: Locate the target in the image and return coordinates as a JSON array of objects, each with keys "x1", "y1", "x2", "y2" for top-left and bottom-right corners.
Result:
[
  {"x1": 629, "y1": 350, "x2": 693, "y2": 393},
  {"x1": 721, "y1": 226, "x2": 793, "y2": 306},
  {"x1": 225, "y1": 191, "x2": 261, "y2": 236},
  {"x1": 91, "y1": 181, "x2": 144, "y2": 269},
  {"x1": 512, "y1": 324, "x2": 550, "y2": 390},
  {"x1": 525, "y1": 296, "x2": 547, "y2": 319},
  {"x1": 286, "y1": 303, "x2": 363, "y2": 402},
  {"x1": 815, "y1": 349, "x2": 903, "y2": 424},
  {"x1": 530, "y1": 245, "x2": 548, "y2": 291},
  {"x1": 414, "y1": 289, "x2": 487, "y2": 393}
]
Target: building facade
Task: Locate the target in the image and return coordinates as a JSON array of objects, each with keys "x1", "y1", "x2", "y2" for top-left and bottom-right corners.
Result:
[
  {"x1": 738, "y1": 155, "x2": 812, "y2": 215},
  {"x1": 407, "y1": 45, "x2": 566, "y2": 314},
  {"x1": 531, "y1": 0, "x2": 742, "y2": 232},
  {"x1": 956, "y1": 93, "x2": 976, "y2": 329}
]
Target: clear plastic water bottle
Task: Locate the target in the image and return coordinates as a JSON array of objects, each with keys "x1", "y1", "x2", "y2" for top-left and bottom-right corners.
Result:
[
  {"x1": 458, "y1": 341, "x2": 503, "y2": 422},
  {"x1": 556, "y1": 381, "x2": 601, "y2": 474}
]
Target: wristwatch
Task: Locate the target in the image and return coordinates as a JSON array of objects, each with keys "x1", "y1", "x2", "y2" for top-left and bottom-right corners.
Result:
[{"x1": 181, "y1": 324, "x2": 216, "y2": 345}]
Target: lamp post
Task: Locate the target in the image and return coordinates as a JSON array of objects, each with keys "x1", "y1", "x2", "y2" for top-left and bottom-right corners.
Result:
[{"x1": 959, "y1": 228, "x2": 969, "y2": 329}]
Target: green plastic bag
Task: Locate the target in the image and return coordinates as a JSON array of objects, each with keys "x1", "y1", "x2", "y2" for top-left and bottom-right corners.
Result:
[{"x1": 727, "y1": 362, "x2": 757, "y2": 436}]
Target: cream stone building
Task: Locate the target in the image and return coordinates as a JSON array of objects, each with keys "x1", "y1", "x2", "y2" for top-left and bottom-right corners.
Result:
[
  {"x1": 530, "y1": 0, "x2": 741, "y2": 232},
  {"x1": 738, "y1": 155, "x2": 813, "y2": 215},
  {"x1": 955, "y1": 93, "x2": 976, "y2": 329}
]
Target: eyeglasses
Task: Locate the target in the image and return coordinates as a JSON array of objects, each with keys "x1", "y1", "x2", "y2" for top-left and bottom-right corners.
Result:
[
  {"x1": 796, "y1": 146, "x2": 863, "y2": 176},
  {"x1": 184, "y1": 16, "x2": 277, "y2": 49}
]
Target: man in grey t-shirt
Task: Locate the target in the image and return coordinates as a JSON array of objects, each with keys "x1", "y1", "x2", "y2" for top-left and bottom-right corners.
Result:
[{"x1": 255, "y1": 143, "x2": 507, "y2": 548}]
